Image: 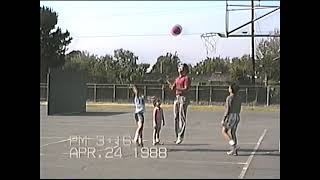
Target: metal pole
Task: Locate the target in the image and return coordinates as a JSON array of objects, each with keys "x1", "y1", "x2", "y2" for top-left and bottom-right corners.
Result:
[
  {"x1": 246, "y1": 87, "x2": 248, "y2": 104},
  {"x1": 251, "y1": 0, "x2": 255, "y2": 85},
  {"x1": 196, "y1": 84, "x2": 199, "y2": 104},
  {"x1": 113, "y1": 84, "x2": 116, "y2": 102},
  {"x1": 144, "y1": 85, "x2": 147, "y2": 97},
  {"x1": 161, "y1": 84, "x2": 165, "y2": 103},
  {"x1": 94, "y1": 84, "x2": 97, "y2": 102},
  {"x1": 226, "y1": 0, "x2": 229, "y2": 36},
  {"x1": 267, "y1": 85, "x2": 270, "y2": 106},
  {"x1": 127, "y1": 84, "x2": 130, "y2": 102},
  {"x1": 209, "y1": 86, "x2": 212, "y2": 105}
]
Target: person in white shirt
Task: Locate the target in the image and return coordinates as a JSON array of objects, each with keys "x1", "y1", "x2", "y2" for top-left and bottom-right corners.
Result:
[{"x1": 131, "y1": 84, "x2": 145, "y2": 147}]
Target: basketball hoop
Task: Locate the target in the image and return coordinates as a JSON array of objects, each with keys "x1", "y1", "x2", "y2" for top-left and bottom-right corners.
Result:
[{"x1": 200, "y1": 32, "x2": 225, "y2": 58}]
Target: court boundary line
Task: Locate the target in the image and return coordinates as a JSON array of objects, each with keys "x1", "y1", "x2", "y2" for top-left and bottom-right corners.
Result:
[
  {"x1": 238, "y1": 129, "x2": 267, "y2": 179},
  {"x1": 40, "y1": 138, "x2": 71, "y2": 148},
  {"x1": 40, "y1": 137, "x2": 67, "y2": 139}
]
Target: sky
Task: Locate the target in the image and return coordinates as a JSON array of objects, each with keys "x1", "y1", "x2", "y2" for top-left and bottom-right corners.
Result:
[{"x1": 40, "y1": 1, "x2": 280, "y2": 67}]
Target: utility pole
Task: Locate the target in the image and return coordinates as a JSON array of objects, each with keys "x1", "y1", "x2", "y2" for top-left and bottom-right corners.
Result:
[{"x1": 251, "y1": 0, "x2": 255, "y2": 85}]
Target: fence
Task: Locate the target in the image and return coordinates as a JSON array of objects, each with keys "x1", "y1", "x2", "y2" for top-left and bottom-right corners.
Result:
[{"x1": 40, "y1": 83, "x2": 280, "y2": 106}]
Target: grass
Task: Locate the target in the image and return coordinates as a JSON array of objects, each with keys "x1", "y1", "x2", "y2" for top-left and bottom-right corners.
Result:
[{"x1": 40, "y1": 101, "x2": 279, "y2": 112}]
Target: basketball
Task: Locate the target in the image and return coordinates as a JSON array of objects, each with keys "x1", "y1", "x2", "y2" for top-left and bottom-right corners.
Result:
[{"x1": 171, "y1": 24, "x2": 182, "y2": 36}]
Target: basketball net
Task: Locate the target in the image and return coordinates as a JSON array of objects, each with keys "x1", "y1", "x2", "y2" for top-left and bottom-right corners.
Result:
[{"x1": 200, "y1": 33, "x2": 221, "y2": 58}]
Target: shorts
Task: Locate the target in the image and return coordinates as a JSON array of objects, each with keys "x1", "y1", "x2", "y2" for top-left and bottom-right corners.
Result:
[
  {"x1": 134, "y1": 112, "x2": 144, "y2": 123},
  {"x1": 154, "y1": 123, "x2": 161, "y2": 131},
  {"x1": 223, "y1": 113, "x2": 240, "y2": 130}
]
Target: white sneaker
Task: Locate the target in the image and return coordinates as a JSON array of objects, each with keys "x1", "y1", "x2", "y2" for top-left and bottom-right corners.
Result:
[
  {"x1": 176, "y1": 137, "x2": 183, "y2": 144},
  {"x1": 227, "y1": 145, "x2": 239, "y2": 156},
  {"x1": 229, "y1": 140, "x2": 235, "y2": 146},
  {"x1": 132, "y1": 137, "x2": 138, "y2": 144}
]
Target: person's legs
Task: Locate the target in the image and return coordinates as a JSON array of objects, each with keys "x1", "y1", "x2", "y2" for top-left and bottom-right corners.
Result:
[
  {"x1": 153, "y1": 128, "x2": 157, "y2": 145},
  {"x1": 173, "y1": 98, "x2": 180, "y2": 140},
  {"x1": 134, "y1": 113, "x2": 144, "y2": 146},
  {"x1": 156, "y1": 127, "x2": 161, "y2": 143},
  {"x1": 229, "y1": 117, "x2": 240, "y2": 155},
  {"x1": 230, "y1": 119, "x2": 239, "y2": 146},
  {"x1": 221, "y1": 127, "x2": 232, "y2": 142},
  {"x1": 133, "y1": 114, "x2": 139, "y2": 143},
  {"x1": 178, "y1": 102, "x2": 188, "y2": 140},
  {"x1": 225, "y1": 116, "x2": 239, "y2": 155},
  {"x1": 139, "y1": 120, "x2": 144, "y2": 146}
]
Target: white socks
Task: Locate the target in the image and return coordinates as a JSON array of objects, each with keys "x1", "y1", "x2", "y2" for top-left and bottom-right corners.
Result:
[{"x1": 229, "y1": 140, "x2": 235, "y2": 146}]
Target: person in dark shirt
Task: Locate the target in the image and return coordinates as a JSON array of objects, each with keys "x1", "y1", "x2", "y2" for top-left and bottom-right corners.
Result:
[{"x1": 221, "y1": 83, "x2": 242, "y2": 156}]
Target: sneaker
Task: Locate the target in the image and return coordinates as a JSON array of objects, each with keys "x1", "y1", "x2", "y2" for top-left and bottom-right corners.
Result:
[
  {"x1": 132, "y1": 138, "x2": 138, "y2": 145},
  {"x1": 176, "y1": 138, "x2": 183, "y2": 144},
  {"x1": 227, "y1": 146, "x2": 239, "y2": 156},
  {"x1": 227, "y1": 149, "x2": 238, "y2": 156}
]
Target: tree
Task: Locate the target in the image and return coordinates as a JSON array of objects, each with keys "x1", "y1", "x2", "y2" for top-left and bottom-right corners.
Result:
[
  {"x1": 113, "y1": 49, "x2": 142, "y2": 84},
  {"x1": 40, "y1": 6, "x2": 72, "y2": 82},
  {"x1": 256, "y1": 29, "x2": 280, "y2": 85},
  {"x1": 228, "y1": 55, "x2": 253, "y2": 84},
  {"x1": 63, "y1": 49, "x2": 150, "y2": 84},
  {"x1": 64, "y1": 51, "x2": 97, "y2": 82},
  {"x1": 190, "y1": 57, "x2": 229, "y2": 79},
  {"x1": 150, "y1": 52, "x2": 181, "y2": 81}
]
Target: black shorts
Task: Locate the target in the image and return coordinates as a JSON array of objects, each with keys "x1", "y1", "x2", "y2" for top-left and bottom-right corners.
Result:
[{"x1": 134, "y1": 112, "x2": 144, "y2": 123}]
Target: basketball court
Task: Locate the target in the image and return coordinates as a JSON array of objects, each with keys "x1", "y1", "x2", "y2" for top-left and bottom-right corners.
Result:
[
  {"x1": 40, "y1": 1, "x2": 280, "y2": 178},
  {"x1": 40, "y1": 104, "x2": 280, "y2": 179}
]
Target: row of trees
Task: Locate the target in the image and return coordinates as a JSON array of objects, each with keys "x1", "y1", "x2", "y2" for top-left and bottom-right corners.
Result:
[{"x1": 40, "y1": 6, "x2": 280, "y2": 85}]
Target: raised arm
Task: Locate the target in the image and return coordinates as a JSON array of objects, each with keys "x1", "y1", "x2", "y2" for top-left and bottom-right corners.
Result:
[{"x1": 131, "y1": 84, "x2": 138, "y2": 96}]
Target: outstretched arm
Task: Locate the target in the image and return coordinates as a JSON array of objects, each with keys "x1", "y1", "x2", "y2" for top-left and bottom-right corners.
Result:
[
  {"x1": 131, "y1": 84, "x2": 138, "y2": 96},
  {"x1": 168, "y1": 80, "x2": 176, "y2": 90}
]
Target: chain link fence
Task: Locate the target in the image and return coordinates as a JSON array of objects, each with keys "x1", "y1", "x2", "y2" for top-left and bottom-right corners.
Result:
[{"x1": 40, "y1": 83, "x2": 280, "y2": 106}]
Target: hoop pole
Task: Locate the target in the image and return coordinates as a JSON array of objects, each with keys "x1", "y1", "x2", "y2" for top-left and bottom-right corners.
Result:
[
  {"x1": 226, "y1": 0, "x2": 229, "y2": 37},
  {"x1": 251, "y1": 0, "x2": 255, "y2": 85}
]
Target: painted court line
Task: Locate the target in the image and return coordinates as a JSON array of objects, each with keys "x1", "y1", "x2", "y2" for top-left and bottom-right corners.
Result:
[
  {"x1": 40, "y1": 139, "x2": 70, "y2": 148},
  {"x1": 52, "y1": 123, "x2": 136, "y2": 128},
  {"x1": 40, "y1": 137, "x2": 99, "y2": 148},
  {"x1": 40, "y1": 137, "x2": 67, "y2": 139},
  {"x1": 158, "y1": 159, "x2": 246, "y2": 165},
  {"x1": 238, "y1": 129, "x2": 267, "y2": 179}
]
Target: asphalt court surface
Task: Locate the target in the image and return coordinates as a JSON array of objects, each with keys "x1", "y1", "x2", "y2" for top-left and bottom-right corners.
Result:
[{"x1": 40, "y1": 105, "x2": 280, "y2": 179}]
